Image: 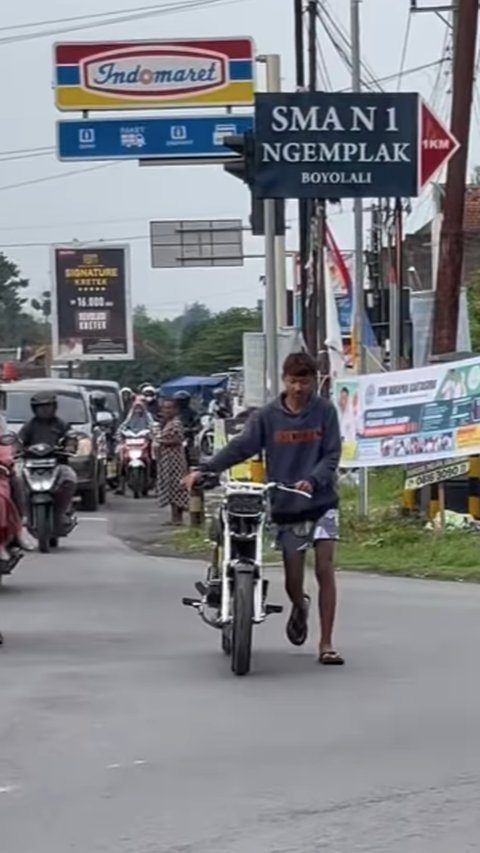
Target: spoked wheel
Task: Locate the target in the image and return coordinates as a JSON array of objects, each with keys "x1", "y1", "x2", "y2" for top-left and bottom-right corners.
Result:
[{"x1": 231, "y1": 569, "x2": 254, "y2": 676}]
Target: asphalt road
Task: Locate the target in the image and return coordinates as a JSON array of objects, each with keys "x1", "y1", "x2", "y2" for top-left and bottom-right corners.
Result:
[{"x1": 1, "y1": 497, "x2": 480, "y2": 852}]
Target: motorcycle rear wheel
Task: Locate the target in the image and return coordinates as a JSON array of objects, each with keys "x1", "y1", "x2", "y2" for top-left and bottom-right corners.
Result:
[{"x1": 231, "y1": 569, "x2": 254, "y2": 676}]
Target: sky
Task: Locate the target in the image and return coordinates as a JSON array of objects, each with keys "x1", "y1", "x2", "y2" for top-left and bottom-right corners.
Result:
[{"x1": 0, "y1": 0, "x2": 473, "y2": 319}]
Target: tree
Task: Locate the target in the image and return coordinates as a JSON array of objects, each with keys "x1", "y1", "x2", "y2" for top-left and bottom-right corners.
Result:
[
  {"x1": 467, "y1": 273, "x2": 480, "y2": 351},
  {"x1": 180, "y1": 307, "x2": 261, "y2": 374},
  {"x1": 91, "y1": 305, "x2": 178, "y2": 387},
  {"x1": 0, "y1": 253, "x2": 47, "y2": 347},
  {"x1": 31, "y1": 290, "x2": 51, "y2": 320}
]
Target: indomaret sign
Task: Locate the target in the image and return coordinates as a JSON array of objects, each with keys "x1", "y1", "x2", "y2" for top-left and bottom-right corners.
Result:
[{"x1": 254, "y1": 92, "x2": 458, "y2": 199}]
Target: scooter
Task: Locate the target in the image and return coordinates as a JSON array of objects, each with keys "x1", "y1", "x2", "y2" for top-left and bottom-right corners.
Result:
[
  {"x1": 0, "y1": 433, "x2": 24, "y2": 584},
  {"x1": 197, "y1": 413, "x2": 215, "y2": 459},
  {"x1": 117, "y1": 428, "x2": 153, "y2": 498},
  {"x1": 19, "y1": 438, "x2": 78, "y2": 554},
  {"x1": 182, "y1": 476, "x2": 311, "y2": 676}
]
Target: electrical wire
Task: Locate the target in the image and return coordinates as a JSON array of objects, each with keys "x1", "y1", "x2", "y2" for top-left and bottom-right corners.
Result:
[
  {"x1": 0, "y1": 3, "x2": 176, "y2": 32},
  {"x1": 0, "y1": 162, "x2": 118, "y2": 193},
  {"x1": 396, "y1": 9, "x2": 412, "y2": 91},
  {"x1": 0, "y1": 150, "x2": 54, "y2": 164},
  {"x1": 0, "y1": 0, "x2": 248, "y2": 45},
  {"x1": 319, "y1": 1, "x2": 382, "y2": 92},
  {"x1": 316, "y1": 34, "x2": 333, "y2": 91}
]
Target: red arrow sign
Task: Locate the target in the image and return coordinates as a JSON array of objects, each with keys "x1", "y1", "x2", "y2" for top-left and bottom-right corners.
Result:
[{"x1": 419, "y1": 100, "x2": 460, "y2": 191}]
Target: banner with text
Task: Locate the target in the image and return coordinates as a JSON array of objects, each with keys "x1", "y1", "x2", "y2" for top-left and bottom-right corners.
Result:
[
  {"x1": 335, "y1": 357, "x2": 480, "y2": 468},
  {"x1": 51, "y1": 244, "x2": 133, "y2": 361}
]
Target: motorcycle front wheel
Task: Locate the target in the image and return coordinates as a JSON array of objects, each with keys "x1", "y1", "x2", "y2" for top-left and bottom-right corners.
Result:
[
  {"x1": 231, "y1": 569, "x2": 254, "y2": 676},
  {"x1": 130, "y1": 467, "x2": 144, "y2": 499},
  {"x1": 35, "y1": 504, "x2": 52, "y2": 554}
]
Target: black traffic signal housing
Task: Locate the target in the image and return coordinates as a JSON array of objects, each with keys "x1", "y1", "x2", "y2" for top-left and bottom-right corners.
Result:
[{"x1": 223, "y1": 132, "x2": 285, "y2": 237}]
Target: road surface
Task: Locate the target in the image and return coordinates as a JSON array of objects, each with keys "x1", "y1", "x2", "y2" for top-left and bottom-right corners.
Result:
[{"x1": 1, "y1": 499, "x2": 480, "y2": 852}]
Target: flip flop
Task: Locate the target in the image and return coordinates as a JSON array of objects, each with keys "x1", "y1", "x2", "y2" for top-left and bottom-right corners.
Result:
[
  {"x1": 319, "y1": 649, "x2": 345, "y2": 666},
  {"x1": 286, "y1": 594, "x2": 311, "y2": 646}
]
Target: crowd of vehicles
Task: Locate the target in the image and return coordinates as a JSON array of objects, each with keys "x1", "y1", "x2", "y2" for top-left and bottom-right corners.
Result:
[{"x1": 0, "y1": 375, "x2": 235, "y2": 573}]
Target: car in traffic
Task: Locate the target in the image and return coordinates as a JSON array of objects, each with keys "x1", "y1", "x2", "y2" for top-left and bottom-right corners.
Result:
[
  {"x1": 0, "y1": 379, "x2": 106, "y2": 511},
  {"x1": 28, "y1": 378, "x2": 124, "y2": 422}
]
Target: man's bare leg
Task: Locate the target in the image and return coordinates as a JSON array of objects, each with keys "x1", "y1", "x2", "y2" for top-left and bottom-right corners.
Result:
[
  {"x1": 314, "y1": 540, "x2": 344, "y2": 664},
  {"x1": 283, "y1": 551, "x2": 310, "y2": 646}
]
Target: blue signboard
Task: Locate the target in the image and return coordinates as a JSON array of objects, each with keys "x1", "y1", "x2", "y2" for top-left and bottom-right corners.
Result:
[
  {"x1": 254, "y1": 92, "x2": 419, "y2": 199},
  {"x1": 57, "y1": 114, "x2": 254, "y2": 161}
]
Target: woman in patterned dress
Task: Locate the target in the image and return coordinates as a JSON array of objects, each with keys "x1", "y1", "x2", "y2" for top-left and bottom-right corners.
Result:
[{"x1": 155, "y1": 399, "x2": 189, "y2": 525}]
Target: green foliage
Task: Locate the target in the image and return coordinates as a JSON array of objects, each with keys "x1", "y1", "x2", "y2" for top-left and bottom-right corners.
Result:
[
  {"x1": 0, "y1": 253, "x2": 48, "y2": 348},
  {"x1": 467, "y1": 273, "x2": 480, "y2": 352},
  {"x1": 180, "y1": 307, "x2": 261, "y2": 374},
  {"x1": 93, "y1": 302, "x2": 261, "y2": 387}
]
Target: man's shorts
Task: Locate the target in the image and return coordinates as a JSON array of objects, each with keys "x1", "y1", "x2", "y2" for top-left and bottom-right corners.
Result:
[{"x1": 275, "y1": 509, "x2": 339, "y2": 555}]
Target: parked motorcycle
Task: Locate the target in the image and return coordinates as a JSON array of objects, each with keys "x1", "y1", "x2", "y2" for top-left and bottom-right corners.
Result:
[
  {"x1": 197, "y1": 414, "x2": 215, "y2": 459},
  {"x1": 0, "y1": 433, "x2": 24, "y2": 583},
  {"x1": 182, "y1": 476, "x2": 311, "y2": 676},
  {"x1": 19, "y1": 437, "x2": 78, "y2": 554},
  {"x1": 116, "y1": 428, "x2": 153, "y2": 498}
]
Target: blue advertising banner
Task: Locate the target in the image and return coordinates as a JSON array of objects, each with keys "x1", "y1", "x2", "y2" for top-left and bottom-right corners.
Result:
[
  {"x1": 57, "y1": 114, "x2": 254, "y2": 161},
  {"x1": 254, "y1": 92, "x2": 419, "y2": 199}
]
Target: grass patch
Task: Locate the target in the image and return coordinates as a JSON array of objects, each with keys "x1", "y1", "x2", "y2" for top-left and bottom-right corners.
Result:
[{"x1": 162, "y1": 469, "x2": 480, "y2": 582}]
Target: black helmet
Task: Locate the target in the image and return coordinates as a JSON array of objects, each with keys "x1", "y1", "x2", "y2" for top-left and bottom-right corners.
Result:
[
  {"x1": 174, "y1": 390, "x2": 191, "y2": 401},
  {"x1": 90, "y1": 390, "x2": 107, "y2": 410},
  {"x1": 31, "y1": 391, "x2": 57, "y2": 417}
]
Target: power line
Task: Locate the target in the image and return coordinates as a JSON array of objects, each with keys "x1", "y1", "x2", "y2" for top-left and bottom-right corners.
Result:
[
  {"x1": 0, "y1": 150, "x2": 54, "y2": 164},
  {"x1": 0, "y1": 3, "x2": 175, "y2": 32},
  {"x1": 0, "y1": 0, "x2": 248, "y2": 45},
  {"x1": 397, "y1": 9, "x2": 412, "y2": 91},
  {"x1": 0, "y1": 162, "x2": 118, "y2": 193}
]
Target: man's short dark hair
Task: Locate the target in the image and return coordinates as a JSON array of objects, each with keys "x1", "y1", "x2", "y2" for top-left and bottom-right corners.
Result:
[
  {"x1": 282, "y1": 351, "x2": 317, "y2": 377},
  {"x1": 340, "y1": 386, "x2": 349, "y2": 395}
]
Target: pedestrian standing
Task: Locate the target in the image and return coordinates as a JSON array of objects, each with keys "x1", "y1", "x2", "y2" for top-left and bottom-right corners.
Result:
[{"x1": 155, "y1": 399, "x2": 189, "y2": 525}]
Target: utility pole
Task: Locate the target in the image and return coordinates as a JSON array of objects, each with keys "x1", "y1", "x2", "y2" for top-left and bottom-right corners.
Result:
[
  {"x1": 432, "y1": 0, "x2": 479, "y2": 353},
  {"x1": 262, "y1": 54, "x2": 287, "y2": 332},
  {"x1": 294, "y1": 0, "x2": 308, "y2": 342},
  {"x1": 305, "y1": 0, "x2": 317, "y2": 358},
  {"x1": 351, "y1": 0, "x2": 368, "y2": 514}
]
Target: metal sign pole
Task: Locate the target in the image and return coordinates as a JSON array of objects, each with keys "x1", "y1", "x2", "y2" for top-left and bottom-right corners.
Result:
[
  {"x1": 351, "y1": 0, "x2": 368, "y2": 516},
  {"x1": 264, "y1": 199, "x2": 279, "y2": 400}
]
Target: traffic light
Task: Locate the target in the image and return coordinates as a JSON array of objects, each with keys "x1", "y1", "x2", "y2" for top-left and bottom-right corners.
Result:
[
  {"x1": 223, "y1": 132, "x2": 255, "y2": 185},
  {"x1": 223, "y1": 132, "x2": 285, "y2": 236}
]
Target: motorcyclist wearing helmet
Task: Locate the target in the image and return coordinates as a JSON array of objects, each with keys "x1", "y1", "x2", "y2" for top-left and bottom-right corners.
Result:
[
  {"x1": 17, "y1": 392, "x2": 77, "y2": 530},
  {"x1": 120, "y1": 386, "x2": 134, "y2": 415},
  {"x1": 208, "y1": 387, "x2": 231, "y2": 419},
  {"x1": 174, "y1": 391, "x2": 200, "y2": 467},
  {"x1": 141, "y1": 384, "x2": 158, "y2": 417},
  {"x1": 90, "y1": 390, "x2": 116, "y2": 459}
]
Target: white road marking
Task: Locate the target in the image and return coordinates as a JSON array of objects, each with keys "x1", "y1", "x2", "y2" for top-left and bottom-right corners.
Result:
[
  {"x1": 0, "y1": 785, "x2": 19, "y2": 794},
  {"x1": 81, "y1": 517, "x2": 108, "y2": 522}
]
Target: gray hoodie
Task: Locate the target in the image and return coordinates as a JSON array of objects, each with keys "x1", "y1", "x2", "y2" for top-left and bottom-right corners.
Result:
[{"x1": 205, "y1": 394, "x2": 341, "y2": 523}]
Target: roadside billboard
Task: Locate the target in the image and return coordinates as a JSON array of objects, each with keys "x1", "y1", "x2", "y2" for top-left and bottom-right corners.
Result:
[
  {"x1": 335, "y1": 357, "x2": 480, "y2": 468},
  {"x1": 51, "y1": 245, "x2": 133, "y2": 361},
  {"x1": 54, "y1": 38, "x2": 255, "y2": 111}
]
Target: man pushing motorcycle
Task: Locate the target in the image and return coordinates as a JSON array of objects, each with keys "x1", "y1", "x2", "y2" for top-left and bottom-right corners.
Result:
[{"x1": 185, "y1": 352, "x2": 344, "y2": 665}]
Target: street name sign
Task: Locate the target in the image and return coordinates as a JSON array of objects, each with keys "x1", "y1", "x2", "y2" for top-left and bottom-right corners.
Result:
[
  {"x1": 254, "y1": 92, "x2": 459, "y2": 199},
  {"x1": 57, "y1": 114, "x2": 254, "y2": 162}
]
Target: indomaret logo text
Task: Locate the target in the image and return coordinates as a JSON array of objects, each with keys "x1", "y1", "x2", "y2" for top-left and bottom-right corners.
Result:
[{"x1": 81, "y1": 46, "x2": 227, "y2": 98}]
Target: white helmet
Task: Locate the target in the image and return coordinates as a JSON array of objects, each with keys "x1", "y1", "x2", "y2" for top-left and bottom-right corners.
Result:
[{"x1": 142, "y1": 384, "x2": 156, "y2": 400}]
